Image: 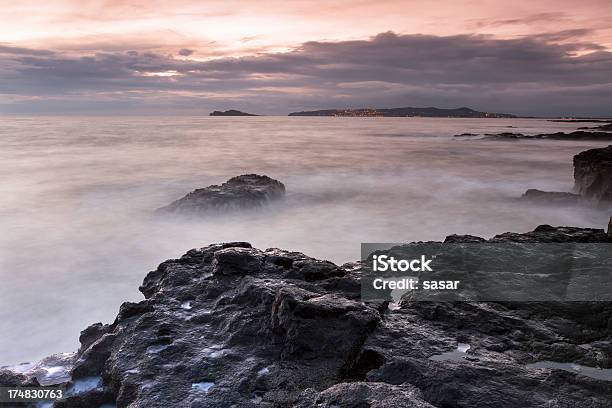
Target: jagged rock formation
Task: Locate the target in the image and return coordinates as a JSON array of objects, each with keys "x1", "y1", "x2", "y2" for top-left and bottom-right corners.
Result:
[
  {"x1": 2, "y1": 225, "x2": 608, "y2": 407},
  {"x1": 157, "y1": 174, "x2": 286, "y2": 215},
  {"x1": 574, "y1": 145, "x2": 612, "y2": 203},
  {"x1": 520, "y1": 145, "x2": 612, "y2": 205}
]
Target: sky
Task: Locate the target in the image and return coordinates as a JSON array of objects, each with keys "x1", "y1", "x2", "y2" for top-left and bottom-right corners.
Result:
[{"x1": 1, "y1": 0, "x2": 611, "y2": 116}]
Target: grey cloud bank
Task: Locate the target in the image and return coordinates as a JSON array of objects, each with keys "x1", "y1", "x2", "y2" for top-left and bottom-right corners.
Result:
[{"x1": 1, "y1": 31, "x2": 611, "y2": 116}]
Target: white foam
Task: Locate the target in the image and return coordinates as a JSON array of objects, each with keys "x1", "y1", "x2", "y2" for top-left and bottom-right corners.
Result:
[
  {"x1": 67, "y1": 376, "x2": 101, "y2": 395},
  {"x1": 457, "y1": 343, "x2": 471, "y2": 353},
  {"x1": 146, "y1": 344, "x2": 170, "y2": 354},
  {"x1": 180, "y1": 301, "x2": 192, "y2": 310},
  {"x1": 192, "y1": 382, "x2": 214, "y2": 393},
  {"x1": 2, "y1": 352, "x2": 74, "y2": 386},
  {"x1": 527, "y1": 361, "x2": 612, "y2": 381},
  {"x1": 429, "y1": 343, "x2": 471, "y2": 362}
]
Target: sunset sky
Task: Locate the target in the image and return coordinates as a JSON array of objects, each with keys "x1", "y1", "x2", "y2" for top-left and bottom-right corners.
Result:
[{"x1": 1, "y1": 0, "x2": 611, "y2": 116}]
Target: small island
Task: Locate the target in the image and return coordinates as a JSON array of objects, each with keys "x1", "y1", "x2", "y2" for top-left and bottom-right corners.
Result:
[{"x1": 209, "y1": 109, "x2": 259, "y2": 116}]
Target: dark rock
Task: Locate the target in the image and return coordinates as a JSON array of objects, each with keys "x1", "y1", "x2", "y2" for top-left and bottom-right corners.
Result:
[
  {"x1": 78, "y1": 323, "x2": 110, "y2": 354},
  {"x1": 294, "y1": 382, "x2": 435, "y2": 407},
  {"x1": 520, "y1": 189, "x2": 582, "y2": 205},
  {"x1": 538, "y1": 131, "x2": 612, "y2": 140},
  {"x1": 574, "y1": 145, "x2": 612, "y2": 203},
  {"x1": 0, "y1": 369, "x2": 39, "y2": 387},
  {"x1": 444, "y1": 234, "x2": 486, "y2": 243},
  {"x1": 212, "y1": 247, "x2": 265, "y2": 275},
  {"x1": 12, "y1": 225, "x2": 612, "y2": 407},
  {"x1": 483, "y1": 132, "x2": 525, "y2": 139},
  {"x1": 578, "y1": 123, "x2": 612, "y2": 131},
  {"x1": 481, "y1": 131, "x2": 612, "y2": 141},
  {"x1": 454, "y1": 132, "x2": 479, "y2": 137},
  {"x1": 157, "y1": 174, "x2": 285, "y2": 215},
  {"x1": 490, "y1": 224, "x2": 610, "y2": 243}
]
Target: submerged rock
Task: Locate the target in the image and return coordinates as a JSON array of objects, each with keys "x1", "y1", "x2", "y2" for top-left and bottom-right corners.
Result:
[
  {"x1": 473, "y1": 131, "x2": 612, "y2": 141},
  {"x1": 453, "y1": 132, "x2": 480, "y2": 137},
  {"x1": 7, "y1": 224, "x2": 603, "y2": 407},
  {"x1": 520, "y1": 189, "x2": 582, "y2": 205},
  {"x1": 578, "y1": 122, "x2": 612, "y2": 132},
  {"x1": 574, "y1": 145, "x2": 612, "y2": 203},
  {"x1": 157, "y1": 174, "x2": 286, "y2": 215}
]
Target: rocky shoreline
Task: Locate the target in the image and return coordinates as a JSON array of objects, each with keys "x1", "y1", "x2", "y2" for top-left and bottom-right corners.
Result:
[
  {"x1": 455, "y1": 131, "x2": 612, "y2": 141},
  {"x1": 2, "y1": 129, "x2": 612, "y2": 407},
  {"x1": 521, "y1": 145, "x2": 612, "y2": 207},
  {"x1": 2, "y1": 223, "x2": 611, "y2": 407}
]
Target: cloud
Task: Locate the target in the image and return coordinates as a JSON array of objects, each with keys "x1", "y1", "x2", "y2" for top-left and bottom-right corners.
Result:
[
  {"x1": 1, "y1": 32, "x2": 611, "y2": 116},
  {"x1": 177, "y1": 48, "x2": 194, "y2": 56},
  {"x1": 0, "y1": 44, "x2": 55, "y2": 56},
  {"x1": 471, "y1": 12, "x2": 569, "y2": 29}
]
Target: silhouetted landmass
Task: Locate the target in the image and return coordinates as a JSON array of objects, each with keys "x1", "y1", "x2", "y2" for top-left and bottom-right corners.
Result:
[
  {"x1": 288, "y1": 106, "x2": 516, "y2": 118},
  {"x1": 549, "y1": 119, "x2": 612, "y2": 123},
  {"x1": 210, "y1": 110, "x2": 258, "y2": 116}
]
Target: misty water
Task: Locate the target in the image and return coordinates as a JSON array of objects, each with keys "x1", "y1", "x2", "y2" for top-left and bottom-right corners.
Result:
[{"x1": 1, "y1": 116, "x2": 610, "y2": 365}]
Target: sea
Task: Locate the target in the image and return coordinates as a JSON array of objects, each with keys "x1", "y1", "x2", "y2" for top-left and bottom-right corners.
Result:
[{"x1": 0, "y1": 116, "x2": 610, "y2": 364}]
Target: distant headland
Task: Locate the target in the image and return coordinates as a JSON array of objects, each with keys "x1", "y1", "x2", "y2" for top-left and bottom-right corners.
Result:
[
  {"x1": 210, "y1": 110, "x2": 258, "y2": 116},
  {"x1": 288, "y1": 106, "x2": 516, "y2": 118}
]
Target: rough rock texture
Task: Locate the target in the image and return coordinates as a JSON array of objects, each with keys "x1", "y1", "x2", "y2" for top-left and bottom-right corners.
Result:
[
  {"x1": 519, "y1": 145, "x2": 612, "y2": 205},
  {"x1": 520, "y1": 189, "x2": 582, "y2": 205},
  {"x1": 574, "y1": 145, "x2": 612, "y2": 203},
  {"x1": 19, "y1": 225, "x2": 607, "y2": 407},
  {"x1": 489, "y1": 224, "x2": 611, "y2": 243},
  {"x1": 157, "y1": 174, "x2": 286, "y2": 215}
]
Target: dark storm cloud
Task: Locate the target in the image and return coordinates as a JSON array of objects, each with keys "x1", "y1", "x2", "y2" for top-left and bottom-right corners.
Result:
[
  {"x1": 0, "y1": 45, "x2": 55, "y2": 56},
  {"x1": 1, "y1": 32, "x2": 611, "y2": 116},
  {"x1": 178, "y1": 48, "x2": 194, "y2": 56}
]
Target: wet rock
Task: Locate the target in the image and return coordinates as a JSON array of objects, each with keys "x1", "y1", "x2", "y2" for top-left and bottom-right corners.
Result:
[
  {"x1": 0, "y1": 369, "x2": 39, "y2": 387},
  {"x1": 212, "y1": 247, "x2": 265, "y2": 275},
  {"x1": 294, "y1": 382, "x2": 435, "y2": 407},
  {"x1": 11, "y1": 225, "x2": 612, "y2": 407},
  {"x1": 444, "y1": 234, "x2": 486, "y2": 243},
  {"x1": 574, "y1": 145, "x2": 612, "y2": 203},
  {"x1": 519, "y1": 145, "x2": 612, "y2": 205},
  {"x1": 520, "y1": 189, "x2": 582, "y2": 205},
  {"x1": 490, "y1": 224, "x2": 611, "y2": 243},
  {"x1": 157, "y1": 174, "x2": 285, "y2": 215}
]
